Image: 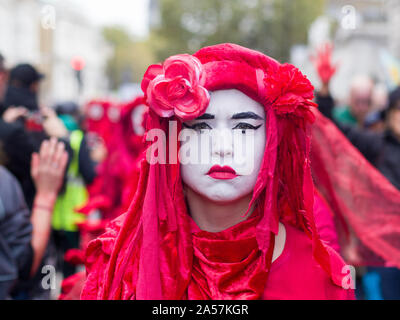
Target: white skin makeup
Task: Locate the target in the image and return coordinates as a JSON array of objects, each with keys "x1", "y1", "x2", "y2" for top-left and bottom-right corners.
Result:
[
  {"x1": 180, "y1": 89, "x2": 266, "y2": 204},
  {"x1": 88, "y1": 104, "x2": 104, "y2": 121},
  {"x1": 180, "y1": 89, "x2": 285, "y2": 261},
  {"x1": 131, "y1": 104, "x2": 147, "y2": 136}
]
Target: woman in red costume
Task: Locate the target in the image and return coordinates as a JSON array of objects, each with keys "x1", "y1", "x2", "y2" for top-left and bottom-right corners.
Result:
[
  {"x1": 118, "y1": 96, "x2": 148, "y2": 212},
  {"x1": 59, "y1": 97, "x2": 148, "y2": 300},
  {"x1": 79, "y1": 96, "x2": 148, "y2": 222},
  {"x1": 81, "y1": 43, "x2": 355, "y2": 300},
  {"x1": 83, "y1": 99, "x2": 121, "y2": 148}
]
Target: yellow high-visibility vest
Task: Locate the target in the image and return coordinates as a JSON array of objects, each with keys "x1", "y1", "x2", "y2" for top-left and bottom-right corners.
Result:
[{"x1": 52, "y1": 130, "x2": 87, "y2": 232}]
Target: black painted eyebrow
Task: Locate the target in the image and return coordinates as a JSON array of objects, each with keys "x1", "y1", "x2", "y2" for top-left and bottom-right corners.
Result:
[
  {"x1": 195, "y1": 113, "x2": 215, "y2": 120},
  {"x1": 231, "y1": 112, "x2": 263, "y2": 120}
]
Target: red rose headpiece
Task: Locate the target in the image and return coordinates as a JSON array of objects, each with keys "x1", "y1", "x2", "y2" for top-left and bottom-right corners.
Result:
[
  {"x1": 141, "y1": 54, "x2": 210, "y2": 121},
  {"x1": 142, "y1": 45, "x2": 317, "y2": 123}
]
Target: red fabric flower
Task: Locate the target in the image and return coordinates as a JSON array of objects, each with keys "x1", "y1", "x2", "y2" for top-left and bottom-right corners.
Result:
[
  {"x1": 264, "y1": 63, "x2": 317, "y2": 122},
  {"x1": 141, "y1": 54, "x2": 210, "y2": 121}
]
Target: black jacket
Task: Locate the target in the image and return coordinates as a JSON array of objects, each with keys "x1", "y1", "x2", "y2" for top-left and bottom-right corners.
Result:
[
  {"x1": 0, "y1": 119, "x2": 75, "y2": 208},
  {"x1": 0, "y1": 119, "x2": 39, "y2": 208},
  {"x1": 0, "y1": 167, "x2": 33, "y2": 299}
]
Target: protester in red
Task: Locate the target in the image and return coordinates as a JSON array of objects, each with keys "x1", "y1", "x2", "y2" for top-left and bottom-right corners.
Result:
[
  {"x1": 81, "y1": 43, "x2": 355, "y2": 300},
  {"x1": 83, "y1": 99, "x2": 120, "y2": 148}
]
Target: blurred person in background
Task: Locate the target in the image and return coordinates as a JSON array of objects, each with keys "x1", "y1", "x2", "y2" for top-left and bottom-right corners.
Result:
[
  {"x1": 333, "y1": 74, "x2": 375, "y2": 128},
  {"x1": 372, "y1": 83, "x2": 389, "y2": 113},
  {"x1": 314, "y1": 51, "x2": 400, "y2": 191},
  {"x1": 58, "y1": 96, "x2": 147, "y2": 300},
  {"x1": 363, "y1": 84, "x2": 389, "y2": 134},
  {"x1": 312, "y1": 43, "x2": 374, "y2": 130},
  {"x1": 0, "y1": 107, "x2": 70, "y2": 299},
  {"x1": 82, "y1": 99, "x2": 120, "y2": 150},
  {"x1": 0, "y1": 104, "x2": 69, "y2": 209},
  {"x1": 314, "y1": 43, "x2": 400, "y2": 300},
  {"x1": 78, "y1": 96, "x2": 146, "y2": 223},
  {"x1": 0, "y1": 56, "x2": 77, "y2": 299},
  {"x1": 0, "y1": 138, "x2": 68, "y2": 299},
  {"x1": 1, "y1": 63, "x2": 44, "y2": 115},
  {"x1": 0, "y1": 57, "x2": 70, "y2": 209},
  {"x1": 50, "y1": 101, "x2": 98, "y2": 279}
]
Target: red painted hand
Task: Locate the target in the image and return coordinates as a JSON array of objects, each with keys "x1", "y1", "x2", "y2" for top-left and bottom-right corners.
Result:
[{"x1": 311, "y1": 42, "x2": 338, "y2": 85}]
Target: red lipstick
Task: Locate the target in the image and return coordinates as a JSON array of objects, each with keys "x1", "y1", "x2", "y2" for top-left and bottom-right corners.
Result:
[{"x1": 207, "y1": 165, "x2": 238, "y2": 180}]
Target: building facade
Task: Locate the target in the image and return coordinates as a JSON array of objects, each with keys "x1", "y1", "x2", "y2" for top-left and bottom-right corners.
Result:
[
  {"x1": 0, "y1": 0, "x2": 111, "y2": 106},
  {"x1": 293, "y1": 0, "x2": 400, "y2": 102}
]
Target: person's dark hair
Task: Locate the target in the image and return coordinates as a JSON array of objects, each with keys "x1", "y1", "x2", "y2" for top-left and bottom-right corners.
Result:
[
  {"x1": 53, "y1": 101, "x2": 80, "y2": 116},
  {"x1": 382, "y1": 86, "x2": 400, "y2": 121},
  {"x1": 388, "y1": 86, "x2": 400, "y2": 111}
]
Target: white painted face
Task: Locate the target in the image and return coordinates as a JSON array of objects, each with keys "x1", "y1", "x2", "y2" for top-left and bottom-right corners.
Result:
[
  {"x1": 88, "y1": 104, "x2": 104, "y2": 121},
  {"x1": 180, "y1": 89, "x2": 266, "y2": 203},
  {"x1": 107, "y1": 106, "x2": 120, "y2": 123},
  {"x1": 131, "y1": 104, "x2": 147, "y2": 136}
]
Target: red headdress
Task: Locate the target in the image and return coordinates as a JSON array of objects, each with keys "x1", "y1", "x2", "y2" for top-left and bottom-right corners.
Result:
[
  {"x1": 119, "y1": 96, "x2": 148, "y2": 154},
  {"x1": 83, "y1": 99, "x2": 120, "y2": 148},
  {"x1": 79, "y1": 96, "x2": 148, "y2": 220},
  {"x1": 81, "y1": 43, "x2": 348, "y2": 300}
]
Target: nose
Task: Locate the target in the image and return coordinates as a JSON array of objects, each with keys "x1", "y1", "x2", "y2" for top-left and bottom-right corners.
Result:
[{"x1": 211, "y1": 128, "x2": 233, "y2": 159}]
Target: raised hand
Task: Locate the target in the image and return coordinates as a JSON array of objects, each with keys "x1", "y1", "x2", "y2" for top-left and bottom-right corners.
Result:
[
  {"x1": 311, "y1": 42, "x2": 338, "y2": 85},
  {"x1": 41, "y1": 107, "x2": 69, "y2": 138},
  {"x1": 31, "y1": 137, "x2": 69, "y2": 205},
  {"x1": 2, "y1": 106, "x2": 29, "y2": 123}
]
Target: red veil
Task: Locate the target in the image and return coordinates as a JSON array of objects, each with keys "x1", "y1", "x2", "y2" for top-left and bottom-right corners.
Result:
[
  {"x1": 311, "y1": 110, "x2": 400, "y2": 268},
  {"x1": 81, "y1": 44, "x2": 353, "y2": 300}
]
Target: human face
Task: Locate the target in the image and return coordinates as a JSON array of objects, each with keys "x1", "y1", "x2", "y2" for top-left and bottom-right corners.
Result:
[
  {"x1": 350, "y1": 88, "x2": 373, "y2": 121},
  {"x1": 180, "y1": 89, "x2": 266, "y2": 203},
  {"x1": 131, "y1": 104, "x2": 147, "y2": 136}
]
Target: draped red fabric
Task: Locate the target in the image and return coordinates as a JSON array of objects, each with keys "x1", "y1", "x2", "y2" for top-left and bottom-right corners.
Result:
[
  {"x1": 310, "y1": 110, "x2": 400, "y2": 268},
  {"x1": 186, "y1": 204, "x2": 275, "y2": 299},
  {"x1": 81, "y1": 43, "x2": 351, "y2": 300}
]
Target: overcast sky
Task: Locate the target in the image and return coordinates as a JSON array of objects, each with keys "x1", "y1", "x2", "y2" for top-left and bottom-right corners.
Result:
[{"x1": 57, "y1": 0, "x2": 151, "y2": 37}]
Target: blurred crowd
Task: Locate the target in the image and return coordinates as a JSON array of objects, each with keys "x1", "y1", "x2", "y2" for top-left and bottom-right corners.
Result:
[
  {"x1": 0, "y1": 40, "x2": 400, "y2": 300},
  {"x1": 313, "y1": 43, "x2": 400, "y2": 300},
  {"x1": 0, "y1": 52, "x2": 147, "y2": 299}
]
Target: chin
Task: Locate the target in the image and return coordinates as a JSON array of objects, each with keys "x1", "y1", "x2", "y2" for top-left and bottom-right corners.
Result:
[
  {"x1": 198, "y1": 184, "x2": 251, "y2": 204},
  {"x1": 203, "y1": 193, "x2": 240, "y2": 204}
]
